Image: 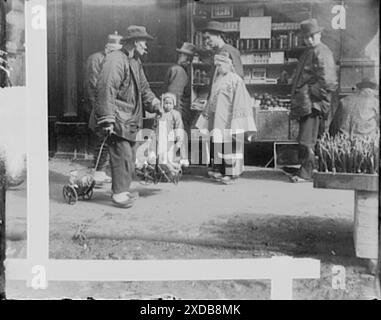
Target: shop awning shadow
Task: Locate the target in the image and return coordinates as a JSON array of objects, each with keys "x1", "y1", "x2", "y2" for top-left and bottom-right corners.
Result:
[
  {"x1": 179, "y1": 174, "x2": 225, "y2": 184},
  {"x1": 201, "y1": 213, "x2": 361, "y2": 266}
]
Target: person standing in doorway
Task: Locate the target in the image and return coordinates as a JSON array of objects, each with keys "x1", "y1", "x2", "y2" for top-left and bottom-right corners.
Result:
[
  {"x1": 95, "y1": 25, "x2": 163, "y2": 208},
  {"x1": 201, "y1": 21, "x2": 245, "y2": 177},
  {"x1": 85, "y1": 31, "x2": 123, "y2": 186},
  {"x1": 289, "y1": 18, "x2": 338, "y2": 182},
  {"x1": 164, "y1": 42, "x2": 196, "y2": 136},
  {"x1": 204, "y1": 54, "x2": 256, "y2": 184},
  {"x1": 201, "y1": 21, "x2": 244, "y2": 79}
]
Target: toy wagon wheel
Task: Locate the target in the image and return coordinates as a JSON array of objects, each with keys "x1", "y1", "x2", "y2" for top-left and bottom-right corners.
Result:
[
  {"x1": 63, "y1": 185, "x2": 78, "y2": 205},
  {"x1": 153, "y1": 173, "x2": 160, "y2": 184},
  {"x1": 139, "y1": 171, "x2": 154, "y2": 185},
  {"x1": 172, "y1": 174, "x2": 179, "y2": 185},
  {"x1": 83, "y1": 187, "x2": 94, "y2": 200}
]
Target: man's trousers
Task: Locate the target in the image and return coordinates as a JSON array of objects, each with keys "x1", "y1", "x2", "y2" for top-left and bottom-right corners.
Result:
[
  {"x1": 297, "y1": 114, "x2": 321, "y2": 180},
  {"x1": 108, "y1": 136, "x2": 136, "y2": 194}
]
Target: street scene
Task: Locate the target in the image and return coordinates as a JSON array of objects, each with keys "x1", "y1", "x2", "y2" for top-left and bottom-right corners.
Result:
[{"x1": 1, "y1": 0, "x2": 380, "y2": 300}]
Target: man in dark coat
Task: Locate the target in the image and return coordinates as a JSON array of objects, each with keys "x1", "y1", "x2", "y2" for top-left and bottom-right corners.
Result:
[
  {"x1": 95, "y1": 25, "x2": 162, "y2": 208},
  {"x1": 85, "y1": 31, "x2": 123, "y2": 186},
  {"x1": 329, "y1": 78, "x2": 379, "y2": 138},
  {"x1": 289, "y1": 18, "x2": 338, "y2": 182},
  {"x1": 201, "y1": 21, "x2": 244, "y2": 79},
  {"x1": 164, "y1": 42, "x2": 196, "y2": 134}
]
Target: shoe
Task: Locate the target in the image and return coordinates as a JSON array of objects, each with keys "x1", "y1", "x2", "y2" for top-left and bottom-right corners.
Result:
[
  {"x1": 220, "y1": 176, "x2": 237, "y2": 185},
  {"x1": 126, "y1": 191, "x2": 139, "y2": 201},
  {"x1": 180, "y1": 159, "x2": 190, "y2": 167},
  {"x1": 111, "y1": 192, "x2": 135, "y2": 208},
  {"x1": 289, "y1": 175, "x2": 311, "y2": 183},
  {"x1": 207, "y1": 170, "x2": 223, "y2": 179},
  {"x1": 281, "y1": 167, "x2": 299, "y2": 176}
]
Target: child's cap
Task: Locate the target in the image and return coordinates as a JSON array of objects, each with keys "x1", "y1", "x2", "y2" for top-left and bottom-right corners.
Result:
[
  {"x1": 162, "y1": 92, "x2": 177, "y2": 106},
  {"x1": 106, "y1": 31, "x2": 123, "y2": 51}
]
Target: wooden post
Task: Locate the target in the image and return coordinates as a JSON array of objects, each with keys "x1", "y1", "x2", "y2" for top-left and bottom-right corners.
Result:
[
  {"x1": 354, "y1": 190, "x2": 379, "y2": 260},
  {"x1": 0, "y1": 160, "x2": 6, "y2": 300}
]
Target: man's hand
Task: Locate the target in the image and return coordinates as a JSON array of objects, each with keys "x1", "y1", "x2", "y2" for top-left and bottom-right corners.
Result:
[
  {"x1": 152, "y1": 98, "x2": 163, "y2": 117},
  {"x1": 311, "y1": 108, "x2": 322, "y2": 118},
  {"x1": 175, "y1": 136, "x2": 183, "y2": 147},
  {"x1": 102, "y1": 123, "x2": 115, "y2": 136}
]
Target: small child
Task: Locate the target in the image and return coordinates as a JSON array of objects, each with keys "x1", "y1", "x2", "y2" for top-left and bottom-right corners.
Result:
[
  {"x1": 135, "y1": 93, "x2": 188, "y2": 181},
  {"x1": 157, "y1": 92, "x2": 189, "y2": 167}
]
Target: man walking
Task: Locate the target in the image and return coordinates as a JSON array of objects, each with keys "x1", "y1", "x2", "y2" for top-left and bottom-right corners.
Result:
[
  {"x1": 289, "y1": 18, "x2": 338, "y2": 182},
  {"x1": 85, "y1": 31, "x2": 123, "y2": 186},
  {"x1": 95, "y1": 25, "x2": 162, "y2": 208}
]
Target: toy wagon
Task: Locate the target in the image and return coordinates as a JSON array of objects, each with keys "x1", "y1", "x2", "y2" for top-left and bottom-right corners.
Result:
[
  {"x1": 135, "y1": 161, "x2": 182, "y2": 185},
  {"x1": 135, "y1": 116, "x2": 182, "y2": 185},
  {"x1": 63, "y1": 170, "x2": 96, "y2": 205},
  {"x1": 62, "y1": 135, "x2": 108, "y2": 205}
]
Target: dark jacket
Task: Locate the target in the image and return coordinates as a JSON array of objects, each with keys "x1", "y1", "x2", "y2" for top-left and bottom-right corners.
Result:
[
  {"x1": 95, "y1": 47, "x2": 157, "y2": 141},
  {"x1": 85, "y1": 51, "x2": 106, "y2": 130},
  {"x1": 85, "y1": 51, "x2": 106, "y2": 107},
  {"x1": 329, "y1": 89, "x2": 379, "y2": 137},
  {"x1": 164, "y1": 63, "x2": 190, "y2": 112},
  {"x1": 290, "y1": 42, "x2": 338, "y2": 120}
]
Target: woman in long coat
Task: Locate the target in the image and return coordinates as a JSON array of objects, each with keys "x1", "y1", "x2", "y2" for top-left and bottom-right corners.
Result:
[{"x1": 205, "y1": 54, "x2": 257, "y2": 184}]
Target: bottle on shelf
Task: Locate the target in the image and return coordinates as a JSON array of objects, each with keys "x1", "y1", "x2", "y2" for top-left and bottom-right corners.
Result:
[
  {"x1": 200, "y1": 70, "x2": 207, "y2": 85},
  {"x1": 194, "y1": 69, "x2": 201, "y2": 84}
]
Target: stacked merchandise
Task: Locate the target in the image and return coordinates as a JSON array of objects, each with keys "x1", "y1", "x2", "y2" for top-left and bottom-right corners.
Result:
[{"x1": 252, "y1": 92, "x2": 291, "y2": 111}]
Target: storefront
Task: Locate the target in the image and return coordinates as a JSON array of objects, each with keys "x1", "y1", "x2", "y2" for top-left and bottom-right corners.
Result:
[
  {"x1": 46, "y1": 0, "x2": 190, "y2": 156},
  {"x1": 43, "y1": 0, "x2": 378, "y2": 159}
]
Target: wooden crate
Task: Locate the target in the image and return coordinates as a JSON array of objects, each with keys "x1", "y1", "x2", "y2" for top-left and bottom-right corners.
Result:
[
  {"x1": 254, "y1": 108, "x2": 290, "y2": 141},
  {"x1": 313, "y1": 172, "x2": 378, "y2": 192}
]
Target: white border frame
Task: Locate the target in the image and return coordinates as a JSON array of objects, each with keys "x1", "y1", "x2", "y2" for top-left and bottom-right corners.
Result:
[{"x1": 5, "y1": 0, "x2": 320, "y2": 300}]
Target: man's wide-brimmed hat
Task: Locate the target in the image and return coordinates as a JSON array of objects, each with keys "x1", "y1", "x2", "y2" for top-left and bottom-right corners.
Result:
[
  {"x1": 300, "y1": 18, "x2": 324, "y2": 36},
  {"x1": 176, "y1": 42, "x2": 196, "y2": 56},
  {"x1": 201, "y1": 21, "x2": 226, "y2": 34},
  {"x1": 356, "y1": 78, "x2": 379, "y2": 90},
  {"x1": 106, "y1": 31, "x2": 123, "y2": 50},
  {"x1": 123, "y1": 25, "x2": 154, "y2": 41}
]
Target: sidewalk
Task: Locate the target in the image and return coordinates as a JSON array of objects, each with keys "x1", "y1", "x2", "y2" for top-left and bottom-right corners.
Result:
[{"x1": 4, "y1": 158, "x2": 377, "y2": 299}]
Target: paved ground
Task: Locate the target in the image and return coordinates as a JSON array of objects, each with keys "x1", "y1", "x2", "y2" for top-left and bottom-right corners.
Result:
[{"x1": 4, "y1": 159, "x2": 379, "y2": 299}]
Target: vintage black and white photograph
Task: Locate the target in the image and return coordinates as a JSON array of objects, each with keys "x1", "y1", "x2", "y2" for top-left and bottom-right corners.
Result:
[{"x1": 1, "y1": 0, "x2": 380, "y2": 301}]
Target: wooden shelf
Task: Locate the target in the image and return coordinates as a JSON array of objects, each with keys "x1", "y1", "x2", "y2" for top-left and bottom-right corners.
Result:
[
  {"x1": 245, "y1": 83, "x2": 292, "y2": 87},
  {"x1": 224, "y1": 29, "x2": 301, "y2": 33},
  {"x1": 241, "y1": 47, "x2": 307, "y2": 54},
  {"x1": 243, "y1": 62, "x2": 298, "y2": 67},
  {"x1": 193, "y1": 83, "x2": 210, "y2": 88},
  {"x1": 271, "y1": 28, "x2": 300, "y2": 33},
  {"x1": 192, "y1": 62, "x2": 212, "y2": 68}
]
